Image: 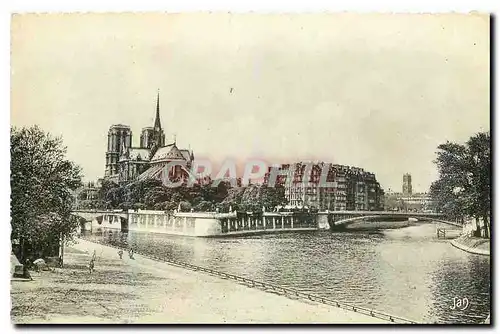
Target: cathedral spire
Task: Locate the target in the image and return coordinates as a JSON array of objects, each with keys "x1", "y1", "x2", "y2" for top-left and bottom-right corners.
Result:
[{"x1": 154, "y1": 89, "x2": 161, "y2": 130}]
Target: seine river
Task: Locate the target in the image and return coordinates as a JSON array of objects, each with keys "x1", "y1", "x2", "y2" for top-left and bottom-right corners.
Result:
[{"x1": 84, "y1": 223, "x2": 490, "y2": 324}]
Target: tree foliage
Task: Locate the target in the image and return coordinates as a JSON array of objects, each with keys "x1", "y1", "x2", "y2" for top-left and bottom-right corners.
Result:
[
  {"x1": 11, "y1": 126, "x2": 83, "y2": 262},
  {"x1": 430, "y1": 132, "x2": 490, "y2": 237},
  {"x1": 89, "y1": 176, "x2": 286, "y2": 213},
  {"x1": 221, "y1": 184, "x2": 286, "y2": 212},
  {"x1": 91, "y1": 179, "x2": 233, "y2": 212}
]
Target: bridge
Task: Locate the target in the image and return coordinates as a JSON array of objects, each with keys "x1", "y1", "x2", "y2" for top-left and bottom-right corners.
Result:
[
  {"x1": 319, "y1": 210, "x2": 461, "y2": 228},
  {"x1": 71, "y1": 209, "x2": 462, "y2": 234},
  {"x1": 71, "y1": 209, "x2": 128, "y2": 221},
  {"x1": 71, "y1": 209, "x2": 130, "y2": 233}
]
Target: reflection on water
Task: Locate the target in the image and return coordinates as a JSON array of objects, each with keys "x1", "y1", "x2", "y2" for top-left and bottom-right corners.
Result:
[{"x1": 85, "y1": 223, "x2": 490, "y2": 324}]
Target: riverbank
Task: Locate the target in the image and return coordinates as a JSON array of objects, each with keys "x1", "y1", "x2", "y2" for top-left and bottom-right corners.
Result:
[
  {"x1": 11, "y1": 238, "x2": 392, "y2": 324},
  {"x1": 450, "y1": 235, "x2": 490, "y2": 256}
]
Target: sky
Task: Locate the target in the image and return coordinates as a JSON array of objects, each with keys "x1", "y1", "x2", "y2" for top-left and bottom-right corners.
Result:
[{"x1": 10, "y1": 13, "x2": 489, "y2": 193}]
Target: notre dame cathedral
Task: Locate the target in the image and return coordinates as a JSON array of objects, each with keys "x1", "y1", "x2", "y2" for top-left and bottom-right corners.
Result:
[{"x1": 104, "y1": 92, "x2": 194, "y2": 184}]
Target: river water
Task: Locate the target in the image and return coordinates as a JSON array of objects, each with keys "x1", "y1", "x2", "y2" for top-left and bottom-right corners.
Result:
[{"x1": 84, "y1": 223, "x2": 490, "y2": 324}]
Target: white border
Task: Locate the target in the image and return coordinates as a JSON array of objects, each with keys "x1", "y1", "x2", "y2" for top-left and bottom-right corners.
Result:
[
  {"x1": 3, "y1": 0, "x2": 500, "y2": 13},
  {"x1": 1, "y1": 1, "x2": 497, "y2": 334}
]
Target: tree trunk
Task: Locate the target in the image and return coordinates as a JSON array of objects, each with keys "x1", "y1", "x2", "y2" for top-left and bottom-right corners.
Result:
[
  {"x1": 60, "y1": 233, "x2": 65, "y2": 268},
  {"x1": 474, "y1": 216, "x2": 482, "y2": 237},
  {"x1": 483, "y1": 213, "x2": 490, "y2": 239},
  {"x1": 19, "y1": 237, "x2": 25, "y2": 263},
  {"x1": 19, "y1": 237, "x2": 31, "y2": 278}
]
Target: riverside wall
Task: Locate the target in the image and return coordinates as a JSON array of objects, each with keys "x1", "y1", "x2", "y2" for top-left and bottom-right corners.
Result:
[{"x1": 91, "y1": 210, "x2": 319, "y2": 237}]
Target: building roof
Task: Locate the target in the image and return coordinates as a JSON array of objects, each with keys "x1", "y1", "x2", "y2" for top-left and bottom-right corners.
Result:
[
  {"x1": 137, "y1": 162, "x2": 165, "y2": 180},
  {"x1": 179, "y1": 149, "x2": 192, "y2": 161},
  {"x1": 150, "y1": 143, "x2": 189, "y2": 163},
  {"x1": 137, "y1": 160, "x2": 192, "y2": 181}
]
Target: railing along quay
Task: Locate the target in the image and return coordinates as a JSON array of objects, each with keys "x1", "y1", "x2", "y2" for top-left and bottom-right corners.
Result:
[{"x1": 82, "y1": 238, "x2": 418, "y2": 324}]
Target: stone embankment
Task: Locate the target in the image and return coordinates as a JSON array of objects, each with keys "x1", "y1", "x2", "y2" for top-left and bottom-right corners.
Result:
[{"x1": 450, "y1": 235, "x2": 490, "y2": 256}]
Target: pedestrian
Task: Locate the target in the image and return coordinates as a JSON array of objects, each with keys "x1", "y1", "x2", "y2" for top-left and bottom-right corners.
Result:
[
  {"x1": 88, "y1": 258, "x2": 95, "y2": 274},
  {"x1": 24, "y1": 259, "x2": 32, "y2": 277},
  {"x1": 118, "y1": 250, "x2": 123, "y2": 259},
  {"x1": 128, "y1": 248, "x2": 135, "y2": 260}
]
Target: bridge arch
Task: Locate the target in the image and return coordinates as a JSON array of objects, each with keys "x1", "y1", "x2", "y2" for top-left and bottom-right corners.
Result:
[
  {"x1": 333, "y1": 215, "x2": 389, "y2": 226},
  {"x1": 70, "y1": 210, "x2": 129, "y2": 232},
  {"x1": 328, "y1": 212, "x2": 462, "y2": 228},
  {"x1": 410, "y1": 217, "x2": 462, "y2": 228}
]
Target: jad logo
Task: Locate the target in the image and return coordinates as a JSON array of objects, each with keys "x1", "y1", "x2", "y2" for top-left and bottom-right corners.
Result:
[
  {"x1": 450, "y1": 297, "x2": 470, "y2": 311},
  {"x1": 159, "y1": 159, "x2": 338, "y2": 188}
]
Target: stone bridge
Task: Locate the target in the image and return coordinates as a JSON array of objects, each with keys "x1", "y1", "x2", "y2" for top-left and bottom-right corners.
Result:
[
  {"x1": 71, "y1": 209, "x2": 130, "y2": 232},
  {"x1": 318, "y1": 211, "x2": 461, "y2": 229},
  {"x1": 71, "y1": 209, "x2": 129, "y2": 222}
]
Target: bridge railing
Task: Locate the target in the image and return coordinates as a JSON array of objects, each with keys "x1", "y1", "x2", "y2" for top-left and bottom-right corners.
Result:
[
  {"x1": 84, "y1": 238, "x2": 418, "y2": 324},
  {"x1": 319, "y1": 210, "x2": 444, "y2": 216},
  {"x1": 73, "y1": 209, "x2": 126, "y2": 213}
]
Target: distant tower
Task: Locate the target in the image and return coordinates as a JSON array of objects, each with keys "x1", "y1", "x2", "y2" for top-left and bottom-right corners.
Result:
[
  {"x1": 402, "y1": 173, "x2": 412, "y2": 196},
  {"x1": 105, "y1": 124, "x2": 132, "y2": 176}
]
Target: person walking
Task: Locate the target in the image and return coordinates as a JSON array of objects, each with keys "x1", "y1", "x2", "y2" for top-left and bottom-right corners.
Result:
[
  {"x1": 88, "y1": 250, "x2": 96, "y2": 274},
  {"x1": 88, "y1": 258, "x2": 95, "y2": 274}
]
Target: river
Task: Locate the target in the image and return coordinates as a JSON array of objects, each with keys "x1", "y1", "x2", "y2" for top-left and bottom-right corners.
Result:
[{"x1": 83, "y1": 222, "x2": 490, "y2": 324}]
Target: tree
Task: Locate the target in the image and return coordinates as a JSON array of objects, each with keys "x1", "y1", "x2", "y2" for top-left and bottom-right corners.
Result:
[
  {"x1": 222, "y1": 187, "x2": 246, "y2": 205},
  {"x1": 179, "y1": 201, "x2": 192, "y2": 212},
  {"x1": 430, "y1": 132, "x2": 491, "y2": 237},
  {"x1": 464, "y1": 132, "x2": 491, "y2": 237},
  {"x1": 98, "y1": 179, "x2": 119, "y2": 202},
  {"x1": 384, "y1": 195, "x2": 406, "y2": 211},
  {"x1": 193, "y1": 200, "x2": 215, "y2": 212},
  {"x1": 105, "y1": 187, "x2": 123, "y2": 208},
  {"x1": 11, "y1": 126, "x2": 83, "y2": 264},
  {"x1": 144, "y1": 186, "x2": 171, "y2": 208},
  {"x1": 91, "y1": 173, "x2": 236, "y2": 212},
  {"x1": 261, "y1": 185, "x2": 286, "y2": 209},
  {"x1": 221, "y1": 184, "x2": 287, "y2": 212},
  {"x1": 207, "y1": 181, "x2": 231, "y2": 203}
]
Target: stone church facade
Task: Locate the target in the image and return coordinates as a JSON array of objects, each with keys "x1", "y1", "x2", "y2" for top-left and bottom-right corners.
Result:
[{"x1": 104, "y1": 92, "x2": 194, "y2": 184}]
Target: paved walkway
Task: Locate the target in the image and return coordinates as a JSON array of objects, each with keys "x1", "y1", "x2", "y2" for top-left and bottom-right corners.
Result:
[{"x1": 11, "y1": 238, "x2": 390, "y2": 324}]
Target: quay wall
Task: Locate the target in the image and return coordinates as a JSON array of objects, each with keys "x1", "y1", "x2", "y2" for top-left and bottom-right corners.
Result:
[
  {"x1": 450, "y1": 236, "x2": 490, "y2": 256},
  {"x1": 91, "y1": 210, "x2": 318, "y2": 237},
  {"x1": 87, "y1": 210, "x2": 447, "y2": 237}
]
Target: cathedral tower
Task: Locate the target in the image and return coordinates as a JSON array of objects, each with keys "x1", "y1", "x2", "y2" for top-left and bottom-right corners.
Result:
[{"x1": 105, "y1": 124, "x2": 132, "y2": 176}]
